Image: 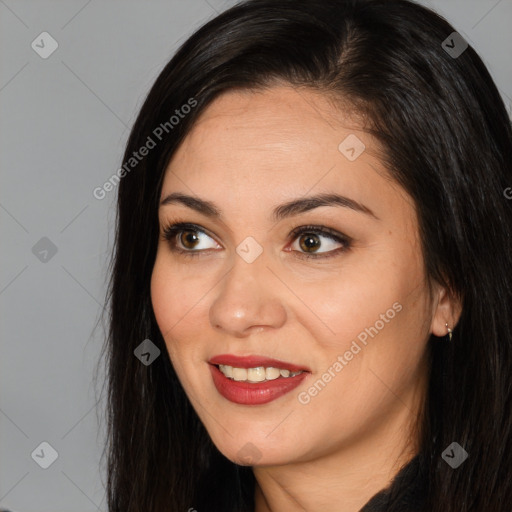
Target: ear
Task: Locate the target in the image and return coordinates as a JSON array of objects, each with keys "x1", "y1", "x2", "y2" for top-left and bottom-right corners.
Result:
[{"x1": 430, "y1": 281, "x2": 463, "y2": 337}]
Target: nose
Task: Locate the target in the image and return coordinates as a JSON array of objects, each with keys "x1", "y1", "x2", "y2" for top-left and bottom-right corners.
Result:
[{"x1": 209, "y1": 255, "x2": 287, "y2": 338}]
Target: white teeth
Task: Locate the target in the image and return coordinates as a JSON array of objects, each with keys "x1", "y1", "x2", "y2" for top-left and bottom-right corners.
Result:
[
  {"x1": 232, "y1": 367, "x2": 247, "y2": 381},
  {"x1": 218, "y1": 364, "x2": 233, "y2": 378},
  {"x1": 265, "y1": 367, "x2": 281, "y2": 380},
  {"x1": 217, "y1": 365, "x2": 304, "y2": 381},
  {"x1": 247, "y1": 367, "x2": 266, "y2": 382}
]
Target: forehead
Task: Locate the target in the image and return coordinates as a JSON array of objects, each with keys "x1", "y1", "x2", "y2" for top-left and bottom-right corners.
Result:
[
  {"x1": 160, "y1": 86, "x2": 408, "y2": 224},
  {"x1": 168, "y1": 86, "x2": 365, "y2": 172}
]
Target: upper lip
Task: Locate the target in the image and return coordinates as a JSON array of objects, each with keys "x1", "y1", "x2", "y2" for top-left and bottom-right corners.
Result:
[{"x1": 208, "y1": 354, "x2": 311, "y2": 372}]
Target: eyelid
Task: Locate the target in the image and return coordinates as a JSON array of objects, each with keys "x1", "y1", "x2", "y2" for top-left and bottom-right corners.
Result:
[
  {"x1": 160, "y1": 219, "x2": 351, "y2": 259},
  {"x1": 161, "y1": 221, "x2": 221, "y2": 251},
  {"x1": 286, "y1": 225, "x2": 351, "y2": 260},
  {"x1": 288, "y1": 225, "x2": 349, "y2": 244}
]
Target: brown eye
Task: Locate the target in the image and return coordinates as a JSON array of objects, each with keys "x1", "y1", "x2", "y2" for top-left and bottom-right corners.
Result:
[
  {"x1": 289, "y1": 227, "x2": 348, "y2": 258},
  {"x1": 180, "y1": 229, "x2": 201, "y2": 249},
  {"x1": 162, "y1": 222, "x2": 220, "y2": 256},
  {"x1": 298, "y1": 233, "x2": 322, "y2": 253}
]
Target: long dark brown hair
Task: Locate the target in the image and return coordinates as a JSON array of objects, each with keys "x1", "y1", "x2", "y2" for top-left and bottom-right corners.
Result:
[{"x1": 98, "y1": 0, "x2": 512, "y2": 510}]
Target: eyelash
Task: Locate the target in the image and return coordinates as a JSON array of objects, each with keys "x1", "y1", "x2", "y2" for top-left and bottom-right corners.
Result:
[{"x1": 161, "y1": 221, "x2": 352, "y2": 261}]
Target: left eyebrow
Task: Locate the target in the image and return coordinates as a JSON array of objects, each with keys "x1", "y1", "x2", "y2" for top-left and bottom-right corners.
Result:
[
  {"x1": 159, "y1": 192, "x2": 379, "y2": 221},
  {"x1": 271, "y1": 193, "x2": 379, "y2": 221}
]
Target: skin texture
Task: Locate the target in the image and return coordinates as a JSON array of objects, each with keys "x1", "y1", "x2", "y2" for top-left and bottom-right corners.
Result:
[{"x1": 150, "y1": 85, "x2": 462, "y2": 512}]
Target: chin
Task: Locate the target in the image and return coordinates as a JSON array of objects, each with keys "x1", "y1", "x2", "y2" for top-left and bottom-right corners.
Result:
[{"x1": 206, "y1": 428, "x2": 304, "y2": 467}]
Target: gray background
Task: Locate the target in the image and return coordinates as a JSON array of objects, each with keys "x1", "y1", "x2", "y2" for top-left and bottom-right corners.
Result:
[{"x1": 1, "y1": 0, "x2": 510, "y2": 510}]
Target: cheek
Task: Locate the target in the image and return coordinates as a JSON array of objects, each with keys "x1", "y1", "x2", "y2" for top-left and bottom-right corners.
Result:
[
  {"x1": 150, "y1": 259, "x2": 175, "y2": 337},
  {"x1": 151, "y1": 255, "x2": 196, "y2": 330},
  {"x1": 308, "y1": 242, "x2": 429, "y2": 388},
  {"x1": 150, "y1": 254, "x2": 211, "y2": 366},
  {"x1": 150, "y1": 257, "x2": 191, "y2": 358},
  {"x1": 308, "y1": 256, "x2": 410, "y2": 350}
]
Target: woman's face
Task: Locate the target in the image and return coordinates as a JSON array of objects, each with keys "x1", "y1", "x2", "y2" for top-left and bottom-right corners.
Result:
[{"x1": 151, "y1": 85, "x2": 452, "y2": 466}]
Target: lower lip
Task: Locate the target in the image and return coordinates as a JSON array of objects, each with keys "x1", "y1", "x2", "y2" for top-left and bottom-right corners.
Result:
[{"x1": 209, "y1": 364, "x2": 309, "y2": 405}]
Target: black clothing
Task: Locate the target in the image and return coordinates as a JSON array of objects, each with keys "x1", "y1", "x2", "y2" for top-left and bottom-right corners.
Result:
[{"x1": 359, "y1": 455, "x2": 427, "y2": 512}]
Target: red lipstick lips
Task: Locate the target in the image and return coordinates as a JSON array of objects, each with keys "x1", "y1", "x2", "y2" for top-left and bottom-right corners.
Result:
[{"x1": 208, "y1": 354, "x2": 311, "y2": 405}]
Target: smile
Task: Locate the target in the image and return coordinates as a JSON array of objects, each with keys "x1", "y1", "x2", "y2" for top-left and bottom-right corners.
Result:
[
  {"x1": 208, "y1": 354, "x2": 311, "y2": 405},
  {"x1": 218, "y1": 365, "x2": 304, "y2": 382}
]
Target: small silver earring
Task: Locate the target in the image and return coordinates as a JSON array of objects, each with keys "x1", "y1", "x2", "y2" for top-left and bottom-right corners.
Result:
[{"x1": 445, "y1": 322, "x2": 452, "y2": 342}]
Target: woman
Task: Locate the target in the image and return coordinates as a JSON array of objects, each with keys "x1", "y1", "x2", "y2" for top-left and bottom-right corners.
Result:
[{"x1": 101, "y1": 0, "x2": 512, "y2": 510}]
